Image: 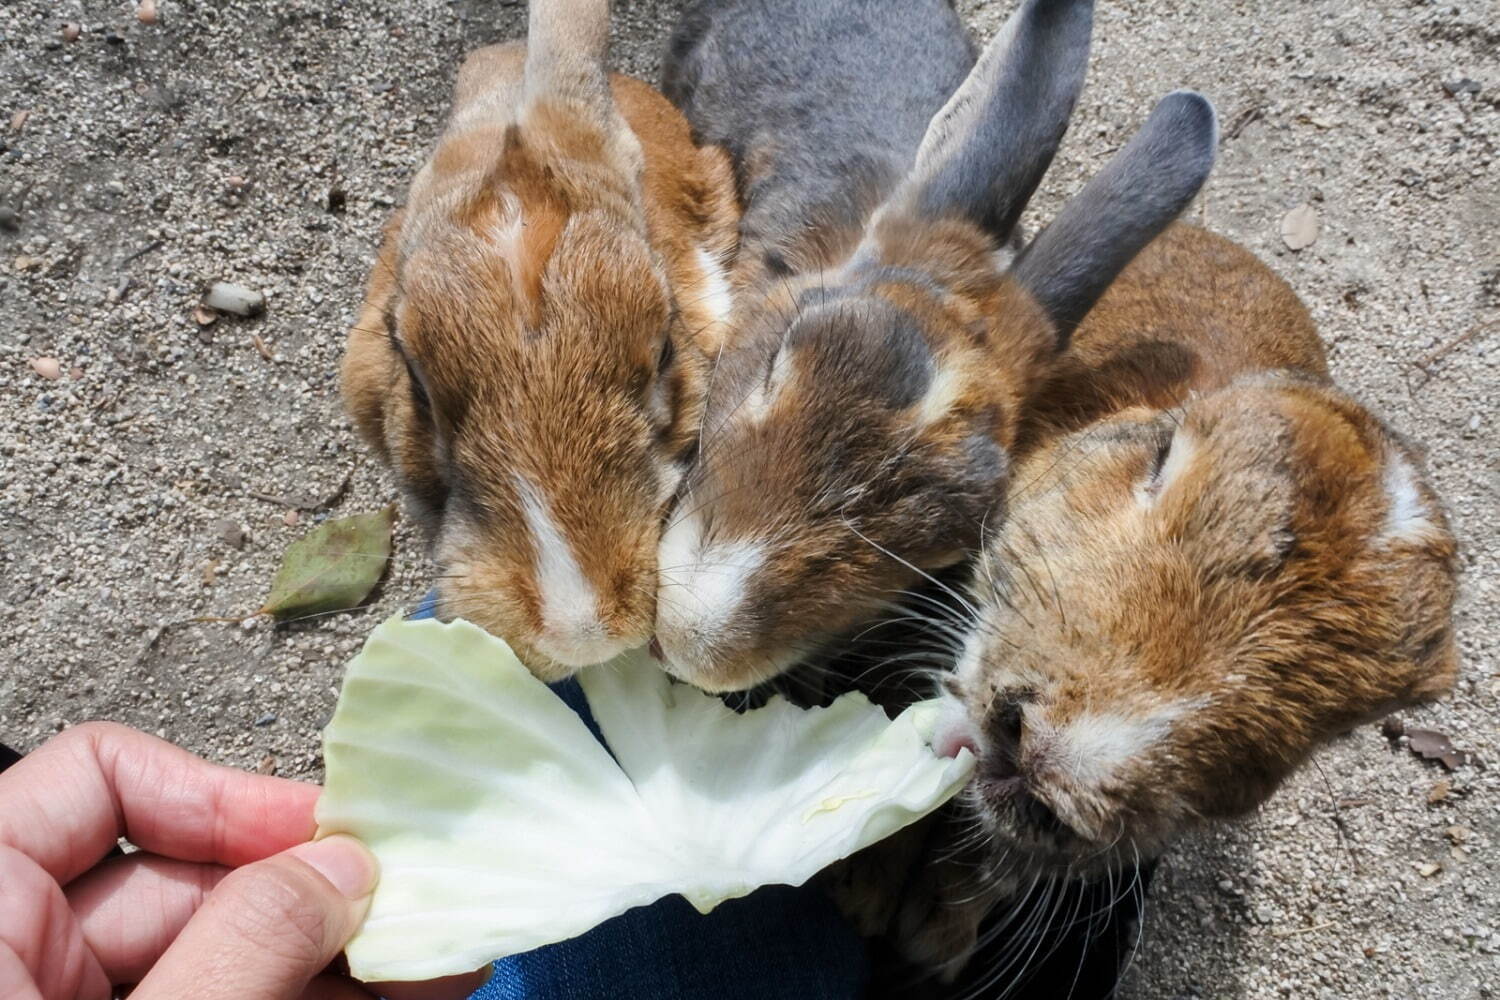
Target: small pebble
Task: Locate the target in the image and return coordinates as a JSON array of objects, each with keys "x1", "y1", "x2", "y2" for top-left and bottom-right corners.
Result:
[
  {"x1": 213, "y1": 517, "x2": 245, "y2": 549},
  {"x1": 62, "y1": 23, "x2": 81, "y2": 42},
  {"x1": 137, "y1": 0, "x2": 159, "y2": 25},
  {"x1": 283, "y1": 510, "x2": 301, "y2": 527},
  {"x1": 8, "y1": 109, "x2": 29, "y2": 132},
  {"x1": 253, "y1": 712, "x2": 277, "y2": 727},
  {"x1": 256, "y1": 754, "x2": 278, "y2": 775},
  {"x1": 30, "y1": 357, "x2": 62, "y2": 380},
  {"x1": 192, "y1": 305, "x2": 218, "y2": 326},
  {"x1": 1281, "y1": 203, "x2": 1321, "y2": 251},
  {"x1": 204, "y1": 281, "x2": 265, "y2": 317}
]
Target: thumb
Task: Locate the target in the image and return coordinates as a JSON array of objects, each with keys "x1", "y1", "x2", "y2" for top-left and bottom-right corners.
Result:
[{"x1": 132, "y1": 835, "x2": 378, "y2": 1000}]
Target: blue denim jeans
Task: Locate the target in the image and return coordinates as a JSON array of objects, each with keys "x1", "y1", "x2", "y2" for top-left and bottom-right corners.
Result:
[{"x1": 406, "y1": 596, "x2": 871, "y2": 1000}]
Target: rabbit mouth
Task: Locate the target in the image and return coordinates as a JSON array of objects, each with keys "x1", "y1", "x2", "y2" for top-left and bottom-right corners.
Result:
[{"x1": 968, "y1": 783, "x2": 1132, "y2": 879}]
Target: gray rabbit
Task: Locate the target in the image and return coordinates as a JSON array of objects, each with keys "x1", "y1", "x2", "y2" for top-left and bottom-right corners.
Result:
[{"x1": 654, "y1": 0, "x2": 1218, "y2": 693}]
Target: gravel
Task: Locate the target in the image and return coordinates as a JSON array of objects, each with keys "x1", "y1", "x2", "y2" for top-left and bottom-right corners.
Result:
[{"x1": 1, "y1": 1, "x2": 1494, "y2": 997}]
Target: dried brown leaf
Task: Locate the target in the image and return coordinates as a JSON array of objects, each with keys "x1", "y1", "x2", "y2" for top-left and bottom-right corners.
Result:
[{"x1": 1407, "y1": 728, "x2": 1470, "y2": 770}]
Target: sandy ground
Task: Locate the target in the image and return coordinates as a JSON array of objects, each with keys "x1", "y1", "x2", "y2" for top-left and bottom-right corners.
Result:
[{"x1": 1, "y1": 0, "x2": 1495, "y2": 996}]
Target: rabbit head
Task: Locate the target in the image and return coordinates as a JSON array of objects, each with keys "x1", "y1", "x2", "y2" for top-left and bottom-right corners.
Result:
[
  {"x1": 937, "y1": 374, "x2": 1459, "y2": 879},
  {"x1": 342, "y1": 4, "x2": 738, "y2": 676}
]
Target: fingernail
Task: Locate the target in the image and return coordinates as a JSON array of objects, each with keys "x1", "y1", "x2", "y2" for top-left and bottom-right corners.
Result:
[{"x1": 289, "y1": 835, "x2": 378, "y2": 899}]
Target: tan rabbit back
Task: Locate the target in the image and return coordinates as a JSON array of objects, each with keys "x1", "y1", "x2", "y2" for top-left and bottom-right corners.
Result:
[{"x1": 1016, "y1": 222, "x2": 1329, "y2": 453}]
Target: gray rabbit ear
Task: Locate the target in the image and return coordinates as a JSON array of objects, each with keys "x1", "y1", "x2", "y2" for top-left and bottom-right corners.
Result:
[
  {"x1": 1011, "y1": 90, "x2": 1219, "y2": 344},
  {"x1": 524, "y1": 0, "x2": 615, "y2": 120},
  {"x1": 876, "y1": 0, "x2": 1094, "y2": 239}
]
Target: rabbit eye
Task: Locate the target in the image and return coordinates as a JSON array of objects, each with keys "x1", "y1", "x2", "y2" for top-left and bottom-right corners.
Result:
[
  {"x1": 385, "y1": 317, "x2": 432, "y2": 413},
  {"x1": 1148, "y1": 433, "x2": 1173, "y2": 481},
  {"x1": 394, "y1": 345, "x2": 432, "y2": 412},
  {"x1": 657, "y1": 335, "x2": 676, "y2": 374},
  {"x1": 1137, "y1": 426, "x2": 1186, "y2": 506},
  {"x1": 403, "y1": 356, "x2": 431, "y2": 410}
]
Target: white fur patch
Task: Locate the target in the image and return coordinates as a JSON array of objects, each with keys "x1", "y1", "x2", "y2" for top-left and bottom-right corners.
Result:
[
  {"x1": 1382, "y1": 450, "x2": 1438, "y2": 544},
  {"x1": 656, "y1": 512, "x2": 765, "y2": 654},
  {"x1": 515, "y1": 475, "x2": 611, "y2": 664},
  {"x1": 695, "y1": 247, "x2": 734, "y2": 328},
  {"x1": 1055, "y1": 702, "x2": 1197, "y2": 786},
  {"x1": 485, "y1": 192, "x2": 525, "y2": 257},
  {"x1": 953, "y1": 632, "x2": 987, "y2": 686},
  {"x1": 914, "y1": 363, "x2": 964, "y2": 427},
  {"x1": 743, "y1": 346, "x2": 795, "y2": 422}
]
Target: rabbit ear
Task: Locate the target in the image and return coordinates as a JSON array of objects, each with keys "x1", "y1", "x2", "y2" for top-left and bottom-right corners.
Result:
[
  {"x1": 877, "y1": 0, "x2": 1094, "y2": 239},
  {"x1": 524, "y1": 0, "x2": 614, "y2": 118},
  {"x1": 1011, "y1": 90, "x2": 1218, "y2": 344}
]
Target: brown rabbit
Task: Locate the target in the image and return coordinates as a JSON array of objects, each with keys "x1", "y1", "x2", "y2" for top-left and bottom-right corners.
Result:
[
  {"x1": 875, "y1": 223, "x2": 1460, "y2": 977},
  {"x1": 341, "y1": 2, "x2": 738, "y2": 676}
]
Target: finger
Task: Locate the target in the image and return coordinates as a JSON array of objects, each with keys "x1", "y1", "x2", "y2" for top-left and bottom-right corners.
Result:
[
  {"x1": 66, "y1": 853, "x2": 230, "y2": 984},
  {"x1": 0, "y1": 945, "x2": 45, "y2": 1000},
  {"x1": 0, "y1": 721, "x2": 319, "y2": 883},
  {"x1": 132, "y1": 835, "x2": 377, "y2": 1000},
  {"x1": 368, "y1": 966, "x2": 493, "y2": 1000},
  {"x1": 0, "y1": 844, "x2": 111, "y2": 1000}
]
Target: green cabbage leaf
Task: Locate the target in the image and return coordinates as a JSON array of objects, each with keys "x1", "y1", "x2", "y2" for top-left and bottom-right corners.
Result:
[{"x1": 316, "y1": 617, "x2": 974, "y2": 982}]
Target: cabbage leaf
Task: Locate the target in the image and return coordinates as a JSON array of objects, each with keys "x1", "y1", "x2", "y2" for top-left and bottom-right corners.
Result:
[{"x1": 316, "y1": 617, "x2": 974, "y2": 982}]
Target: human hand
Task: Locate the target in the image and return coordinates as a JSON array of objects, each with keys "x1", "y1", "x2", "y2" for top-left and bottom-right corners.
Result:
[{"x1": 0, "y1": 722, "x2": 487, "y2": 1000}]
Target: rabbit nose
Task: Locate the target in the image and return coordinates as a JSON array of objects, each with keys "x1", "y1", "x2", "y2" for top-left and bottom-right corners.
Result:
[
  {"x1": 993, "y1": 700, "x2": 1024, "y2": 748},
  {"x1": 534, "y1": 627, "x2": 633, "y2": 669},
  {"x1": 651, "y1": 625, "x2": 728, "y2": 683},
  {"x1": 979, "y1": 696, "x2": 1030, "y2": 779}
]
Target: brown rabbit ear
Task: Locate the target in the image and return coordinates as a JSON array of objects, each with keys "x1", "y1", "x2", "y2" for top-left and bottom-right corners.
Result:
[
  {"x1": 522, "y1": 0, "x2": 616, "y2": 122},
  {"x1": 872, "y1": 0, "x2": 1094, "y2": 240},
  {"x1": 1010, "y1": 91, "x2": 1218, "y2": 344}
]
